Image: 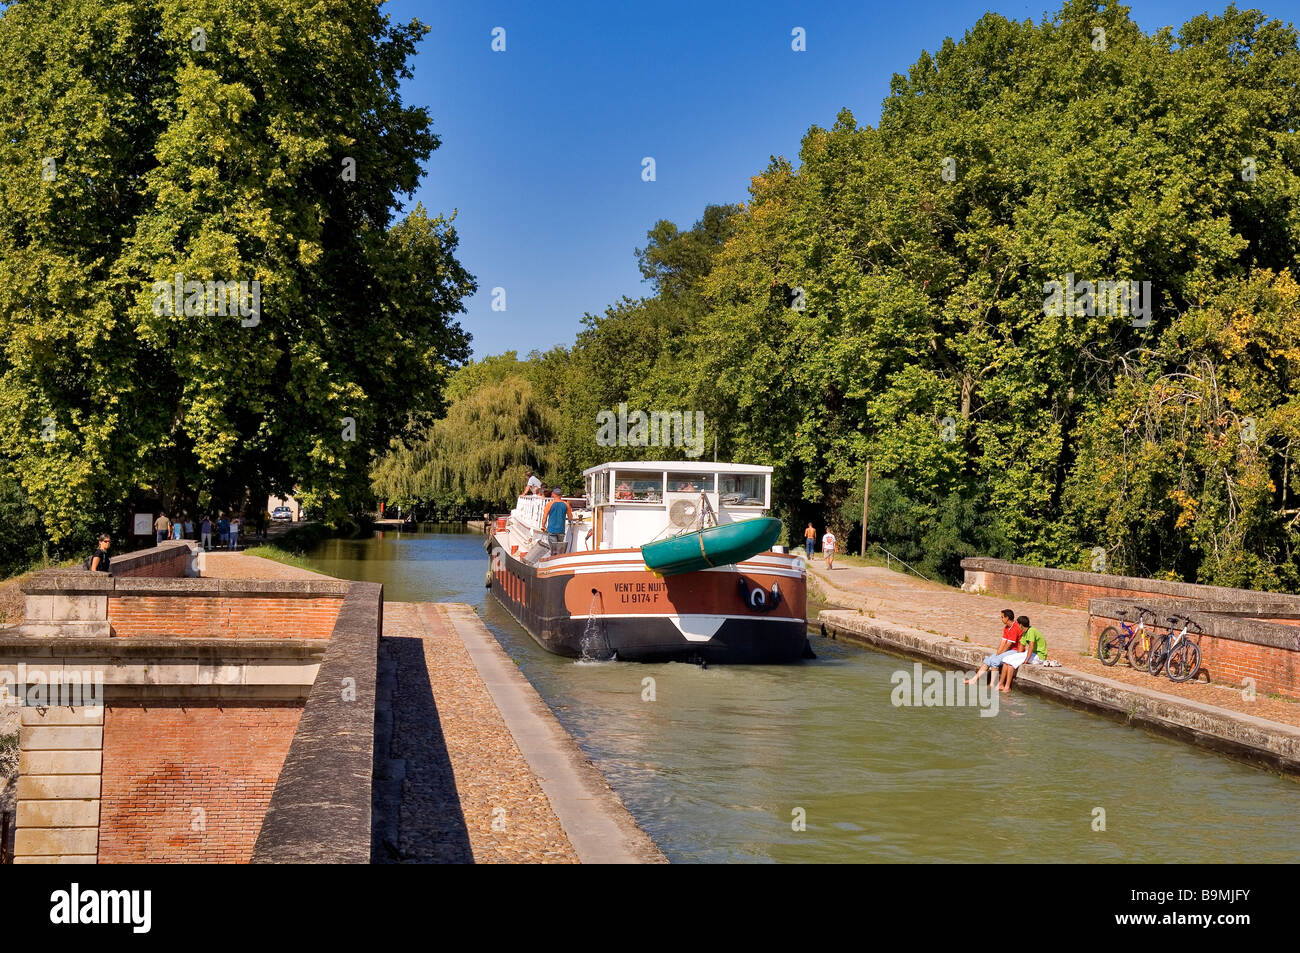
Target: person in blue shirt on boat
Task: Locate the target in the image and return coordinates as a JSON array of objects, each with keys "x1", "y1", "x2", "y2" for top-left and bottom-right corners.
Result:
[{"x1": 542, "y1": 488, "x2": 570, "y2": 556}]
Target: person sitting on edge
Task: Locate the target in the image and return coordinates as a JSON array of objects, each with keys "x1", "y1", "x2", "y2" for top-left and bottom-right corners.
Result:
[
  {"x1": 525, "y1": 469, "x2": 542, "y2": 495},
  {"x1": 804, "y1": 523, "x2": 816, "y2": 558},
  {"x1": 965, "y1": 609, "x2": 1024, "y2": 686},
  {"x1": 999, "y1": 616, "x2": 1047, "y2": 693},
  {"x1": 542, "y1": 488, "x2": 570, "y2": 556}
]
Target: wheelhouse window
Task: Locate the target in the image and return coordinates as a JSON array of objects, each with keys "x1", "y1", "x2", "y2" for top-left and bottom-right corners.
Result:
[
  {"x1": 613, "y1": 471, "x2": 663, "y2": 503},
  {"x1": 590, "y1": 472, "x2": 608, "y2": 505},
  {"x1": 719, "y1": 474, "x2": 765, "y2": 506},
  {"x1": 666, "y1": 472, "x2": 715, "y2": 493}
]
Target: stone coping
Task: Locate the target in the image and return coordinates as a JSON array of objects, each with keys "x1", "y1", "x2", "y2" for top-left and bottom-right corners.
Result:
[
  {"x1": 252, "y1": 582, "x2": 382, "y2": 864},
  {"x1": 961, "y1": 557, "x2": 1300, "y2": 608},
  {"x1": 0, "y1": 635, "x2": 327, "y2": 660},
  {"x1": 1089, "y1": 597, "x2": 1300, "y2": 652},
  {"x1": 22, "y1": 572, "x2": 351, "y2": 598}
]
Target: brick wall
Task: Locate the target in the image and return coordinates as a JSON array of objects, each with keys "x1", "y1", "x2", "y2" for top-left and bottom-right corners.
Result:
[
  {"x1": 962, "y1": 557, "x2": 1300, "y2": 616},
  {"x1": 108, "y1": 595, "x2": 342, "y2": 639},
  {"x1": 98, "y1": 702, "x2": 303, "y2": 863},
  {"x1": 111, "y1": 543, "x2": 190, "y2": 579},
  {"x1": 1088, "y1": 613, "x2": 1300, "y2": 700}
]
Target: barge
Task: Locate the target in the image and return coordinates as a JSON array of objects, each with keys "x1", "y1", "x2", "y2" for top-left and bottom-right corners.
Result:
[{"x1": 485, "y1": 461, "x2": 810, "y2": 663}]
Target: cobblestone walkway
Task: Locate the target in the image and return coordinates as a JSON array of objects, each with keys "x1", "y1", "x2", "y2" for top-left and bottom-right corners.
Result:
[
  {"x1": 373, "y1": 602, "x2": 579, "y2": 864},
  {"x1": 809, "y1": 563, "x2": 1300, "y2": 729}
]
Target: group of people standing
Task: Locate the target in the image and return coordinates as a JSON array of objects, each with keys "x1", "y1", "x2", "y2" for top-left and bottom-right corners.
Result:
[{"x1": 152, "y1": 511, "x2": 267, "y2": 550}]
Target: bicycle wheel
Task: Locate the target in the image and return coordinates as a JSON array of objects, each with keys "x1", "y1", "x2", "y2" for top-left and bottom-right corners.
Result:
[
  {"x1": 1147, "y1": 636, "x2": 1170, "y2": 676},
  {"x1": 1166, "y1": 641, "x2": 1201, "y2": 683},
  {"x1": 1126, "y1": 633, "x2": 1150, "y2": 670},
  {"x1": 1097, "y1": 627, "x2": 1123, "y2": 666}
]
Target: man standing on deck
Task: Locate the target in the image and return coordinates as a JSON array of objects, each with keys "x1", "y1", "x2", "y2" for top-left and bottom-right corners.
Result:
[
  {"x1": 525, "y1": 469, "x2": 542, "y2": 495},
  {"x1": 542, "y1": 488, "x2": 570, "y2": 556}
]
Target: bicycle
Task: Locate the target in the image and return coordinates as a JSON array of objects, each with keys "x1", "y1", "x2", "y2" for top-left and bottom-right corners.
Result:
[
  {"x1": 1098, "y1": 605, "x2": 1157, "y2": 667},
  {"x1": 1146, "y1": 613, "x2": 1203, "y2": 683}
]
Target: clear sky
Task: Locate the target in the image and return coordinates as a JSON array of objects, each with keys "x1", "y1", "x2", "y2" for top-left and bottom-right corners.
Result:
[{"x1": 389, "y1": 0, "x2": 1274, "y2": 358}]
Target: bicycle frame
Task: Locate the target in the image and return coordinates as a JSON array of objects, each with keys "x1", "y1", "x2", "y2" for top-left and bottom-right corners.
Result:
[{"x1": 1120, "y1": 607, "x2": 1154, "y2": 650}]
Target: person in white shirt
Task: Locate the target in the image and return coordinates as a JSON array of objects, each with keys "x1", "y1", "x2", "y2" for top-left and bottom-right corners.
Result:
[
  {"x1": 525, "y1": 470, "x2": 542, "y2": 495},
  {"x1": 822, "y1": 531, "x2": 836, "y2": 569}
]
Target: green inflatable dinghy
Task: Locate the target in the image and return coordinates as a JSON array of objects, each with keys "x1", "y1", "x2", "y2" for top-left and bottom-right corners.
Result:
[{"x1": 641, "y1": 517, "x2": 783, "y2": 576}]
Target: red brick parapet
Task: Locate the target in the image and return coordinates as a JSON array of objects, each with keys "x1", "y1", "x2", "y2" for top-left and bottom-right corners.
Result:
[
  {"x1": 960, "y1": 557, "x2": 1300, "y2": 614},
  {"x1": 19, "y1": 572, "x2": 351, "y2": 640}
]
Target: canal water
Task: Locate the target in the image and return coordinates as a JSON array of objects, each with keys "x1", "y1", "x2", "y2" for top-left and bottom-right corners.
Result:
[{"x1": 302, "y1": 527, "x2": 1300, "y2": 863}]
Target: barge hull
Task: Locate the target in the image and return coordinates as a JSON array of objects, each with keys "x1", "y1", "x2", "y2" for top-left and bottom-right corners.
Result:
[{"x1": 486, "y1": 536, "x2": 808, "y2": 664}]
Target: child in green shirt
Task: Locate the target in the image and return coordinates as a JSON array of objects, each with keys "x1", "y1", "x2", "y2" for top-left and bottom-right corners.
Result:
[{"x1": 999, "y1": 615, "x2": 1047, "y2": 692}]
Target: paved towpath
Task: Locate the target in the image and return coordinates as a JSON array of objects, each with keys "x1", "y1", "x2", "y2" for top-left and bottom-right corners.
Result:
[
  {"x1": 374, "y1": 602, "x2": 580, "y2": 863},
  {"x1": 808, "y1": 562, "x2": 1300, "y2": 730}
]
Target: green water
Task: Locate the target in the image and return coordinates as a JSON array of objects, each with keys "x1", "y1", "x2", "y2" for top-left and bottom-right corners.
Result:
[{"x1": 303, "y1": 528, "x2": 1300, "y2": 863}]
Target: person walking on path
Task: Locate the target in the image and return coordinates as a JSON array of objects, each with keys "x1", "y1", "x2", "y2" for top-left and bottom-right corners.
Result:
[
  {"x1": 200, "y1": 515, "x2": 213, "y2": 551},
  {"x1": 86, "y1": 534, "x2": 112, "y2": 573},
  {"x1": 822, "y1": 529, "x2": 837, "y2": 569},
  {"x1": 154, "y1": 512, "x2": 171, "y2": 544},
  {"x1": 804, "y1": 524, "x2": 816, "y2": 558},
  {"x1": 229, "y1": 516, "x2": 241, "y2": 550},
  {"x1": 217, "y1": 515, "x2": 230, "y2": 548},
  {"x1": 183, "y1": 516, "x2": 194, "y2": 539},
  {"x1": 172, "y1": 516, "x2": 183, "y2": 540}
]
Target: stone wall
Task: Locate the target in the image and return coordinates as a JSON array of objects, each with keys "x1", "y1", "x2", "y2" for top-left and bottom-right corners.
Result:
[
  {"x1": 961, "y1": 557, "x2": 1300, "y2": 615},
  {"x1": 19, "y1": 569, "x2": 349, "y2": 641},
  {"x1": 252, "y1": 583, "x2": 383, "y2": 864}
]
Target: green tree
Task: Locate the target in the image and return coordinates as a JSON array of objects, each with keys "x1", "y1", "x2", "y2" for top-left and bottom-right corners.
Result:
[{"x1": 0, "y1": 0, "x2": 471, "y2": 539}]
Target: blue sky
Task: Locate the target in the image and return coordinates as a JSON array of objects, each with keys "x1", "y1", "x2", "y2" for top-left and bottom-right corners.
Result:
[{"x1": 389, "y1": 1, "x2": 1276, "y2": 358}]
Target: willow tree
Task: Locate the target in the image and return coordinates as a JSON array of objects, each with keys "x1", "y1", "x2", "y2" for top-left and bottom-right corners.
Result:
[
  {"x1": 0, "y1": 0, "x2": 471, "y2": 540},
  {"x1": 371, "y1": 376, "x2": 556, "y2": 511}
]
